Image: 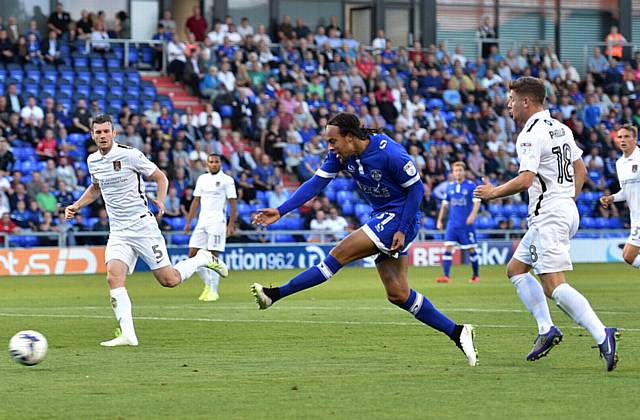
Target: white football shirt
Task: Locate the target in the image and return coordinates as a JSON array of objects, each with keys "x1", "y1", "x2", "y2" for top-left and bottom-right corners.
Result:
[
  {"x1": 88, "y1": 143, "x2": 158, "y2": 231},
  {"x1": 516, "y1": 110, "x2": 583, "y2": 223},
  {"x1": 614, "y1": 146, "x2": 640, "y2": 225},
  {"x1": 194, "y1": 171, "x2": 237, "y2": 225}
]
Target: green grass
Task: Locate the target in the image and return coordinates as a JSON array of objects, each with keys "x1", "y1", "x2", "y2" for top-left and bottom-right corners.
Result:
[{"x1": 0, "y1": 263, "x2": 638, "y2": 419}]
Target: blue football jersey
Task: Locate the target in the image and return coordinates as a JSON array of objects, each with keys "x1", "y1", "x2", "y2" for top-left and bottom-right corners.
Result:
[
  {"x1": 444, "y1": 180, "x2": 479, "y2": 229},
  {"x1": 316, "y1": 133, "x2": 422, "y2": 213}
]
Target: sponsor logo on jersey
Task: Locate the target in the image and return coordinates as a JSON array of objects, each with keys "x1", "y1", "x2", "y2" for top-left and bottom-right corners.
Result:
[
  {"x1": 370, "y1": 169, "x2": 382, "y2": 181},
  {"x1": 113, "y1": 161, "x2": 121, "y2": 171},
  {"x1": 216, "y1": 181, "x2": 221, "y2": 187},
  {"x1": 379, "y1": 140, "x2": 387, "y2": 149},
  {"x1": 549, "y1": 128, "x2": 566, "y2": 139},
  {"x1": 519, "y1": 142, "x2": 532, "y2": 155},
  {"x1": 403, "y1": 161, "x2": 417, "y2": 177}
]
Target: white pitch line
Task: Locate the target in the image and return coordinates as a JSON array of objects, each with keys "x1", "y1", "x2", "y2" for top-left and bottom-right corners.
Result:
[
  {"x1": 0, "y1": 312, "x2": 639, "y2": 332},
  {"x1": 2, "y1": 305, "x2": 637, "y2": 316}
]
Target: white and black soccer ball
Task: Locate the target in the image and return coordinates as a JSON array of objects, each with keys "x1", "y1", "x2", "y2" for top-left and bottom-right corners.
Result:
[{"x1": 8, "y1": 330, "x2": 48, "y2": 366}]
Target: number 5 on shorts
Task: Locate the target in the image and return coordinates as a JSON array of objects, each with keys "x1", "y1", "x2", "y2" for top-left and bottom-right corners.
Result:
[{"x1": 152, "y1": 244, "x2": 163, "y2": 262}]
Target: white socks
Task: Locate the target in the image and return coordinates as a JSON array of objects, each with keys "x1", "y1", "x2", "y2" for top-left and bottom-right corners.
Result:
[
  {"x1": 174, "y1": 252, "x2": 210, "y2": 282},
  {"x1": 110, "y1": 287, "x2": 138, "y2": 344},
  {"x1": 632, "y1": 255, "x2": 640, "y2": 269},
  {"x1": 510, "y1": 273, "x2": 554, "y2": 334},
  {"x1": 551, "y1": 283, "x2": 607, "y2": 344},
  {"x1": 197, "y1": 267, "x2": 220, "y2": 293}
]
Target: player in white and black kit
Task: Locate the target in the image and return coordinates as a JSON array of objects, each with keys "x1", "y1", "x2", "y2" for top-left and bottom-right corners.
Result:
[
  {"x1": 184, "y1": 154, "x2": 237, "y2": 301},
  {"x1": 475, "y1": 77, "x2": 619, "y2": 371},
  {"x1": 65, "y1": 114, "x2": 228, "y2": 347},
  {"x1": 601, "y1": 125, "x2": 640, "y2": 267}
]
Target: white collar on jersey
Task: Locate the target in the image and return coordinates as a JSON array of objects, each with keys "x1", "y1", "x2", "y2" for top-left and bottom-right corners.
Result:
[
  {"x1": 523, "y1": 109, "x2": 551, "y2": 129},
  {"x1": 623, "y1": 146, "x2": 640, "y2": 161}
]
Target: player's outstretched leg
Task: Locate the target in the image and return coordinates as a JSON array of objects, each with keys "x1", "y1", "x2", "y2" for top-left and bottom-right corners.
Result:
[
  {"x1": 252, "y1": 254, "x2": 343, "y2": 309},
  {"x1": 507, "y1": 258, "x2": 561, "y2": 361},
  {"x1": 378, "y1": 255, "x2": 477, "y2": 366},
  {"x1": 546, "y1": 277, "x2": 619, "y2": 371},
  {"x1": 252, "y1": 229, "x2": 377, "y2": 309},
  {"x1": 101, "y1": 260, "x2": 138, "y2": 347},
  {"x1": 174, "y1": 249, "x2": 228, "y2": 282},
  {"x1": 468, "y1": 248, "x2": 480, "y2": 283}
]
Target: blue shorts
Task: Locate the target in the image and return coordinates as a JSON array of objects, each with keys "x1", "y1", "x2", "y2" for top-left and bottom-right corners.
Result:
[
  {"x1": 361, "y1": 209, "x2": 420, "y2": 263},
  {"x1": 445, "y1": 225, "x2": 477, "y2": 249}
]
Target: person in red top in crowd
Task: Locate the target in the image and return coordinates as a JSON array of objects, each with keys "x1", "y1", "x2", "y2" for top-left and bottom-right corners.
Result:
[
  {"x1": 185, "y1": 5, "x2": 207, "y2": 42},
  {"x1": 35, "y1": 128, "x2": 57, "y2": 160},
  {"x1": 0, "y1": 212, "x2": 19, "y2": 244},
  {"x1": 409, "y1": 41, "x2": 426, "y2": 64},
  {"x1": 356, "y1": 50, "x2": 375, "y2": 78}
]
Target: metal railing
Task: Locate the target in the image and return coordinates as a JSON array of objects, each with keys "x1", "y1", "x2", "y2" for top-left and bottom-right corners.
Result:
[
  {"x1": 0, "y1": 228, "x2": 629, "y2": 249},
  {"x1": 82, "y1": 38, "x2": 167, "y2": 73}
]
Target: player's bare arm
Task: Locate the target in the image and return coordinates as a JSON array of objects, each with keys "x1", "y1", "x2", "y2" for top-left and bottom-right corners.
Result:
[
  {"x1": 150, "y1": 169, "x2": 169, "y2": 217},
  {"x1": 436, "y1": 201, "x2": 448, "y2": 230},
  {"x1": 64, "y1": 183, "x2": 101, "y2": 219},
  {"x1": 227, "y1": 198, "x2": 237, "y2": 237},
  {"x1": 184, "y1": 196, "x2": 201, "y2": 235},
  {"x1": 467, "y1": 200, "x2": 481, "y2": 225},
  {"x1": 572, "y1": 158, "x2": 588, "y2": 200},
  {"x1": 474, "y1": 171, "x2": 535, "y2": 201}
]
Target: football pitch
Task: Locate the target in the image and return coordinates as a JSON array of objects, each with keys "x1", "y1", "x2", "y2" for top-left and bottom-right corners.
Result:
[{"x1": 0, "y1": 263, "x2": 638, "y2": 419}]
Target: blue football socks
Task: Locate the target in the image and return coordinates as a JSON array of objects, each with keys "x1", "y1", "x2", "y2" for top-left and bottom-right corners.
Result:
[
  {"x1": 277, "y1": 255, "x2": 343, "y2": 299},
  {"x1": 396, "y1": 289, "x2": 456, "y2": 337},
  {"x1": 442, "y1": 251, "x2": 452, "y2": 277}
]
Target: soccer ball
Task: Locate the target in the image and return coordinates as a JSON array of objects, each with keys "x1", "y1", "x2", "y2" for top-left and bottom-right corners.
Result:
[{"x1": 8, "y1": 330, "x2": 48, "y2": 366}]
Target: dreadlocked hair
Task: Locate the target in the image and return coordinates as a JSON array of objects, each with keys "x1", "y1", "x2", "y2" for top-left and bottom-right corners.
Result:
[{"x1": 327, "y1": 112, "x2": 384, "y2": 140}]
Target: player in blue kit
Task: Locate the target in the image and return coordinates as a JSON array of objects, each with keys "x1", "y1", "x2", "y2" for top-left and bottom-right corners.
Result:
[
  {"x1": 251, "y1": 113, "x2": 478, "y2": 366},
  {"x1": 436, "y1": 162, "x2": 481, "y2": 283}
]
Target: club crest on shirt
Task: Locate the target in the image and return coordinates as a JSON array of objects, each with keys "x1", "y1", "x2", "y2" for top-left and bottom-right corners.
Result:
[
  {"x1": 403, "y1": 161, "x2": 417, "y2": 177},
  {"x1": 113, "y1": 161, "x2": 121, "y2": 171},
  {"x1": 633, "y1": 165, "x2": 638, "y2": 173},
  {"x1": 216, "y1": 181, "x2": 221, "y2": 187},
  {"x1": 370, "y1": 169, "x2": 382, "y2": 181},
  {"x1": 347, "y1": 164, "x2": 356, "y2": 172}
]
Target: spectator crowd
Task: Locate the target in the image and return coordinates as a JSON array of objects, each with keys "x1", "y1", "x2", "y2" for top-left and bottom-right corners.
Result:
[{"x1": 0, "y1": 5, "x2": 636, "y2": 246}]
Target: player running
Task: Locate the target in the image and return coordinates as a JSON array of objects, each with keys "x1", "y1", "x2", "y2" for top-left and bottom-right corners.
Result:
[
  {"x1": 65, "y1": 114, "x2": 228, "y2": 347},
  {"x1": 436, "y1": 161, "x2": 481, "y2": 283},
  {"x1": 601, "y1": 125, "x2": 640, "y2": 268},
  {"x1": 184, "y1": 154, "x2": 237, "y2": 302},
  {"x1": 251, "y1": 113, "x2": 478, "y2": 366},
  {"x1": 474, "y1": 77, "x2": 619, "y2": 371}
]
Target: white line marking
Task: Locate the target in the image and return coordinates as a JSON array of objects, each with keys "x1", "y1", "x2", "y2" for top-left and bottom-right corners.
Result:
[
  {"x1": 3, "y1": 306, "x2": 637, "y2": 316},
  {"x1": 0, "y1": 312, "x2": 638, "y2": 332}
]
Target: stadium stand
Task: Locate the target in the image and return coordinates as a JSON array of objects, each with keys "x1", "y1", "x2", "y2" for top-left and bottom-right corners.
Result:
[{"x1": 0, "y1": 9, "x2": 634, "y2": 248}]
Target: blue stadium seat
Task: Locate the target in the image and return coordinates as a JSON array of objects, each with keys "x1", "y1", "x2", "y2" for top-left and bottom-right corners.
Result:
[
  {"x1": 141, "y1": 46, "x2": 154, "y2": 67},
  {"x1": 220, "y1": 105, "x2": 233, "y2": 118},
  {"x1": 595, "y1": 217, "x2": 610, "y2": 229},
  {"x1": 170, "y1": 217, "x2": 186, "y2": 230},
  {"x1": 107, "y1": 56, "x2": 121, "y2": 68},
  {"x1": 73, "y1": 55, "x2": 88, "y2": 68},
  {"x1": 516, "y1": 203, "x2": 528, "y2": 218},
  {"x1": 171, "y1": 234, "x2": 190, "y2": 245},
  {"x1": 336, "y1": 190, "x2": 353, "y2": 205},
  {"x1": 423, "y1": 217, "x2": 436, "y2": 229},
  {"x1": 323, "y1": 187, "x2": 336, "y2": 202},
  {"x1": 427, "y1": 98, "x2": 445, "y2": 110},
  {"x1": 508, "y1": 216, "x2": 521, "y2": 228},
  {"x1": 341, "y1": 202, "x2": 354, "y2": 216},
  {"x1": 581, "y1": 217, "x2": 596, "y2": 229},
  {"x1": 126, "y1": 70, "x2": 141, "y2": 85},
  {"x1": 237, "y1": 202, "x2": 251, "y2": 216},
  {"x1": 355, "y1": 203, "x2": 372, "y2": 218},
  {"x1": 502, "y1": 204, "x2": 517, "y2": 216},
  {"x1": 488, "y1": 203, "x2": 503, "y2": 217},
  {"x1": 128, "y1": 46, "x2": 139, "y2": 66},
  {"x1": 90, "y1": 55, "x2": 105, "y2": 70},
  {"x1": 275, "y1": 234, "x2": 294, "y2": 242}
]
